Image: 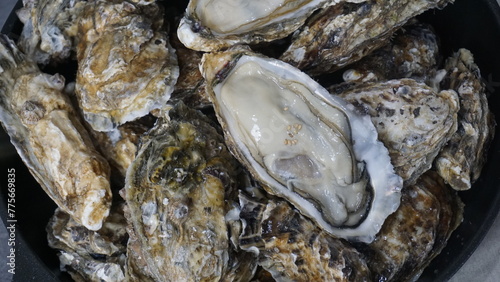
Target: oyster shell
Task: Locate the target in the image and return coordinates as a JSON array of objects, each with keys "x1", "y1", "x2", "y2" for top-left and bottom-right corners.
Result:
[
  {"x1": 47, "y1": 204, "x2": 128, "y2": 282},
  {"x1": 280, "y1": 0, "x2": 452, "y2": 75},
  {"x1": 361, "y1": 171, "x2": 463, "y2": 281},
  {"x1": 238, "y1": 188, "x2": 372, "y2": 281},
  {"x1": 342, "y1": 20, "x2": 440, "y2": 83},
  {"x1": 76, "y1": 0, "x2": 179, "y2": 131},
  {"x1": 0, "y1": 35, "x2": 111, "y2": 230},
  {"x1": 201, "y1": 46, "x2": 402, "y2": 243},
  {"x1": 177, "y1": 0, "x2": 335, "y2": 52},
  {"x1": 334, "y1": 79, "x2": 459, "y2": 185},
  {"x1": 17, "y1": 0, "x2": 86, "y2": 65},
  {"x1": 124, "y1": 102, "x2": 256, "y2": 281},
  {"x1": 434, "y1": 49, "x2": 495, "y2": 190}
]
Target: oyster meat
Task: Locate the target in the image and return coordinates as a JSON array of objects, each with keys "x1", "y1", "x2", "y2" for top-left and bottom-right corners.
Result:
[
  {"x1": 334, "y1": 79, "x2": 460, "y2": 185},
  {"x1": 280, "y1": 0, "x2": 452, "y2": 75},
  {"x1": 361, "y1": 171, "x2": 463, "y2": 281},
  {"x1": 238, "y1": 187, "x2": 372, "y2": 281},
  {"x1": 434, "y1": 49, "x2": 495, "y2": 190},
  {"x1": 201, "y1": 46, "x2": 402, "y2": 243},
  {"x1": 76, "y1": 0, "x2": 179, "y2": 131},
  {"x1": 0, "y1": 35, "x2": 111, "y2": 230},
  {"x1": 47, "y1": 204, "x2": 128, "y2": 282},
  {"x1": 177, "y1": 0, "x2": 335, "y2": 52},
  {"x1": 123, "y1": 102, "x2": 256, "y2": 281}
]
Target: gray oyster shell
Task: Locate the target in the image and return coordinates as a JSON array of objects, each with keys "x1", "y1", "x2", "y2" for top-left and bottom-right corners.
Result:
[
  {"x1": 17, "y1": 0, "x2": 86, "y2": 65},
  {"x1": 47, "y1": 204, "x2": 128, "y2": 282},
  {"x1": 342, "y1": 20, "x2": 440, "y2": 83},
  {"x1": 0, "y1": 35, "x2": 111, "y2": 230},
  {"x1": 238, "y1": 188, "x2": 372, "y2": 281},
  {"x1": 123, "y1": 102, "x2": 256, "y2": 281},
  {"x1": 434, "y1": 49, "x2": 495, "y2": 190},
  {"x1": 280, "y1": 0, "x2": 453, "y2": 75},
  {"x1": 335, "y1": 79, "x2": 459, "y2": 185},
  {"x1": 75, "y1": 0, "x2": 179, "y2": 131},
  {"x1": 362, "y1": 171, "x2": 463, "y2": 281}
]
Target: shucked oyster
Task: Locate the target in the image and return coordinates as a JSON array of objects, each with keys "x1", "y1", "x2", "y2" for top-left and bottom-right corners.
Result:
[
  {"x1": 201, "y1": 46, "x2": 402, "y2": 243},
  {"x1": 280, "y1": 0, "x2": 452, "y2": 75},
  {"x1": 0, "y1": 35, "x2": 111, "y2": 231},
  {"x1": 76, "y1": 0, "x2": 179, "y2": 131},
  {"x1": 334, "y1": 79, "x2": 459, "y2": 185},
  {"x1": 238, "y1": 187, "x2": 372, "y2": 281},
  {"x1": 177, "y1": 0, "x2": 335, "y2": 52},
  {"x1": 124, "y1": 102, "x2": 256, "y2": 281}
]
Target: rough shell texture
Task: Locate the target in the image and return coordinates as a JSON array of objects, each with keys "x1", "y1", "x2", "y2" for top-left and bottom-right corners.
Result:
[
  {"x1": 238, "y1": 188, "x2": 372, "y2": 281},
  {"x1": 434, "y1": 49, "x2": 495, "y2": 190},
  {"x1": 361, "y1": 171, "x2": 463, "y2": 281},
  {"x1": 0, "y1": 35, "x2": 111, "y2": 230},
  {"x1": 280, "y1": 0, "x2": 453, "y2": 75},
  {"x1": 46, "y1": 205, "x2": 128, "y2": 282},
  {"x1": 17, "y1": 0, "x2": 85, "y2": 65},
  {"x1": 76, "y1": 0, "x2": 179, "y2": 131},
  {"x1": 342, "y1": 20, "x2": 440, "y2": 84},
  {"x1": 123, "y1": 102, "x2": 256, "y2": 281},
  {"x1": 335, "y1": 78, "x2": 459, "y2": 185}
]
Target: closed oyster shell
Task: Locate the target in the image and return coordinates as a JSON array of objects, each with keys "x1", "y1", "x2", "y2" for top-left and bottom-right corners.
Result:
[
  {"x1": 177, "y1": 0, "x2": 334, "y2": 52},
  {"x1": 434, "y1": 49, "x2": 495, "y2": 190},
  {"x1": 0, "y1": 35, "x2": 111, "y2": 230},
  {"x1": 361, "y1": 171, "x2": 463, "y2": 281},
  {"x1": 280, "y1": 0, "x2": 452, "y2": 75},
  {"x1": 238, "y1": 188, "x2": 372, "y2": 281},
  {"x1": 342, "y1": 20, "x2": 440, "y2": 83},
  {"x1": 124, "y1": 102, "x2": 256, "y2": 281},
  {"x1": 201, "y1": 46, "x2": 402, "y2": 243},
  {"x1": 335, "y1": 79, "x2": 459, "y2": 185},
  {"x1": 76, "y1": 0, "x2": 179, "y2": 131},
  {"x1": 17, "y1": 0, "x2": 86, "y2": 65},
  {"x1": 47, "y1": 204, "x2": 128, "y2": 282}
]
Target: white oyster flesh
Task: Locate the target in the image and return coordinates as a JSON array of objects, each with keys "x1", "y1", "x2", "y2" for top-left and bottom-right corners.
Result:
[
  {"x1": 178, "y1": 0, "x2": 332, "y2": 51},
  {"x1": 203, "y1": 52, "x2": 403, "y2": 243}
]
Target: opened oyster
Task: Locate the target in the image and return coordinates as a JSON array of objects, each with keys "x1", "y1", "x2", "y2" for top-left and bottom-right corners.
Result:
[
  {"x1": 123, "y1": 103, "x2": 256, "y2": 281},
  {"x1": 201, "y1": 46, "x2": 402, "y2": 243},
  {"x1": 76, "y1": 0, "x2": 179, "y2": 131},
  {"x1": 0, "y1": 35, "x2": 111, "y2": 231},
  {"x1": 177, "y1": 0, "x2": 334, "y2": 52}
]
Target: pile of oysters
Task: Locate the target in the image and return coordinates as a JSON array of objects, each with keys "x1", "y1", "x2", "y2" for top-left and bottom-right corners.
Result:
[{"x1": 0, "y1": 0, "x2": 495, "y2": 281}]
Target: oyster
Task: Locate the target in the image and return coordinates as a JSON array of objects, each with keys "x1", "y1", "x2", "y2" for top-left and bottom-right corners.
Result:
[
  {"x1": 238, "y1": 187, "x2": 372, "y2": 281},
  {"x1": 16, "y1": 0, "x2": 86, "y2": 65},
  {"x1": 177, "y1": 0, "x2": 335, "y2": 52},
  {"x1": 434, "y1": 49, "x2": 495, "y2": 190},
  {"x1": 334, "y1": 79, "x2": 459, "y2": 185},
  {"x1": 201, "y1": 46, "x2": 402, "y2": 243},
  {"x1": 124, "y1": 102, "x2": 256, "y2": 281},
  {"x1": 76, "y1": 0, "x2": 179, "y2": 131},
  {"x1": 280, "y1": 0, "x2": 452, "y2": 75},
  {"x1": 342, "y1": 20, "x2": 440, "y2": 83},
  {"x1": 47, "y1": 204, "x2": 128, "y2": 281},
  {"x1": 361, "y1": 171, "x2": 463, "y2": 281},
  {"x1": 0, "y1": 35, "x2": 111, "y2": 230}
]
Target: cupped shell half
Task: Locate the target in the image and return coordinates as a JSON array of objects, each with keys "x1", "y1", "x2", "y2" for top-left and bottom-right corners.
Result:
[{"x1": 201, "y1": 46, "x2": 402, "y2": 243}]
